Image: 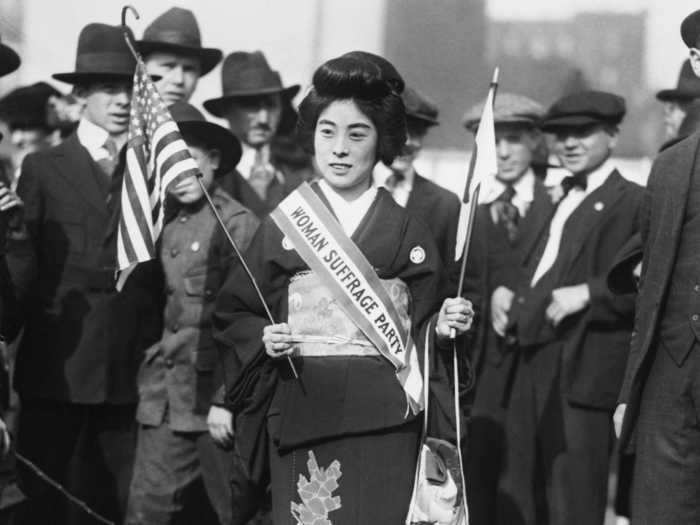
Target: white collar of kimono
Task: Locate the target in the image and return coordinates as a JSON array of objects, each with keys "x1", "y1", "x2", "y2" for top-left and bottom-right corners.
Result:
[{"x1": 318, "y1": 179, "x2": 378, "y2": 237}]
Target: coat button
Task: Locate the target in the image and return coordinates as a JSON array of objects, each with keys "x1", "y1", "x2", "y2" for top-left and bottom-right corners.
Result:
[
  {"x1": 517, "y1": 297, "x2": 525, "y2": 304},
  {"x1": 695, "y1": 284, "x2": 700, "y2": 293},
  {"x1": 693, "y1": 315, "x2": 699, "y2": 322},
  {"x1": 165, "y1": 358, "x2": 174, "y2": 368},
  {"x1": 179, "y1": 215, "x2": 188, "y2": 223},
  {"x1": 170, "y1": 248, "x2": 179, "y2": 257},
  {"x1": 204, "y1": 289, "x2": 213, "y2": 300}
]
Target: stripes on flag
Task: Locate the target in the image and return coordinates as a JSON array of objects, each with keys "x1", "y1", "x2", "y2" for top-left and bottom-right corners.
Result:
[{"x1": 116, "y1": 60, "x2": 200, "y2": 290}]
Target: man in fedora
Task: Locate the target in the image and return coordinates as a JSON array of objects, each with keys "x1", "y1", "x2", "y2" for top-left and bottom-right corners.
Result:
[
  {"x1": 657, "y1": 59, "x2": 700, "y2": 146},
  {"x1": 615, "y1": 9, "x2": 700, "y2": 523},
  {"x1": 126, "y1": 101, "x2": 258, "y2": 525},
  {"x1": 137, "y1": 7, "x2": 222, "y2": 105},
  {"x1": 496, "y1": 91, "x2": 642, "y2": 525},
  {"x1": 204, "y1": 51, "x2": 303, "y2": 218},
  {"x1": 0, "y1": 23, "x2": 162, "y2": 525},
  {"x1": 379, "y1": 85, "x2": 461, "y2": 265}
]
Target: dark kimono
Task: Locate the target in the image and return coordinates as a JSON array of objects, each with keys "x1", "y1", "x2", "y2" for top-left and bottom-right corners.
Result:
[{"x1": 214, "y1": 184, "x2": 456, "y2": 524}]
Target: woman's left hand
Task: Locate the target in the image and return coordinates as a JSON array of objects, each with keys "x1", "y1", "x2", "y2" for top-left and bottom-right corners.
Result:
[{"x1": 436, "y1": 297, "x2": 474, "y2": 341}]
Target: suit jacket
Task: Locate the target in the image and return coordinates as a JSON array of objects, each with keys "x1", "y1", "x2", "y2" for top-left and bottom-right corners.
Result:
[
  {"x1": 510, "y1": 170, "x2": 643, "y2": 410},
  {"x1": 1, "y1": 134, "x2": 163, "y2": 404},
  {"x1": 618, "y1": 132, "x2": 700, "y2": 450},
  {"x1": 472, "y1": 177, "x2": 554, "y2": 372},
  {"x1": 405, "y1": 173, "x2": 461, "y2": 266}
]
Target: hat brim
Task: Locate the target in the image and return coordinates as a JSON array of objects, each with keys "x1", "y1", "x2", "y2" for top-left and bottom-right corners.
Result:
[
  {"x1": 464, "y1": 116, "x2": 539, "y2": 132},
  {"x1": 541, "y1": 115, "x2": 619, "y2": 131},
  {"x1": 51, "y1": 72, "x2": 135, "y2": 85},
  {"x1": 406, "y1": 113, "x2": 439, "y2": 127},
  {"x1": 176, "y1": 120, "x2": 242, "y2": 175},
  {"x1": 656, "y1": 88, "x2": 699, "y2": 102},
  {"x1": 0, "y1": 44, "x2": 20, "y2": 78},
  {"x1": 136, "y1": 41, "x2": 223, "y2": 77},
  {"x1": 203, "y1": 85, "x2": 301, "y2": 117}
]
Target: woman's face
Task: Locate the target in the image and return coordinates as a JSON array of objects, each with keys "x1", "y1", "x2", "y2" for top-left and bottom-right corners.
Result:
[{"x1": 314, "y1": 99, "x2": 378, "y2": 199}]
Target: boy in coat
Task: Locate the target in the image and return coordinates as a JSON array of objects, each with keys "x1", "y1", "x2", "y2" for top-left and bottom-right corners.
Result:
[{"x1": 125, "y1": 102, "x2": 258, "y2": 524}]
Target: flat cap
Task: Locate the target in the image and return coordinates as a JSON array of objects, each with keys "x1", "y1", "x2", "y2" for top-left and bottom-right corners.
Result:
[
  {"x1": 682, "y1": 9, "x2": 700, "y2": 48},
  {"x1": 403, "y1": 86, "x2": 439, "y2": 126},
  {"x1": 541, "y1": 90, "x2": 626, "y2": 130},
  {"x1": 462, "y1": 92, "x2": 544, "y2": 131}
]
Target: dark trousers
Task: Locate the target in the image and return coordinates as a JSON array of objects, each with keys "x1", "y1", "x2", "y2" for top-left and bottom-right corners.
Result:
[
  {"x1": 15, "y1": 399, "x2": 136, "y2": 525},
  {"x1": 467, "y1": 333, "x2": 516, "y2": 525},
  {"x1": 630, "y1": 339, "x2": 700, "y2": 524},
  {"x1": 497, "y1": 341, "x2": 613, "y2": 525}
]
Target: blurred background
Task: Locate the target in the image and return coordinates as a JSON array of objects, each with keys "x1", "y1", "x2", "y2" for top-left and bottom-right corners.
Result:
[{"x1": 0, "y1": 0, "x2": 696, "y2": 190}]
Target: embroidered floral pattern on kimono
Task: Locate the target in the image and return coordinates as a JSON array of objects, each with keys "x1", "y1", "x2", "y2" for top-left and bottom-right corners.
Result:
[{"x1": 291, "y1": 451, "x2": 342, "y2": 525}]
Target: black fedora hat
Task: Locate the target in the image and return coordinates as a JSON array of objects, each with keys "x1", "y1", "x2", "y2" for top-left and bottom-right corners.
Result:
[
  {"x1": 203, "y1": 51, "x2": 300, "y2": 117},
  {"x1": 0, "y1": 82, "x2": 62, "y2": 129},
  {"x1": 170, "y1": 102, "x2": 241, "y2": 175},
  {"x1": 52, "y1": 23, "x2": 136, "y2": 84},
  {"x1": 136, "y1": 8, "x2": 222, "y2": 77},
  {"x1": 656, "y1": 59, "x2": 700, "y2": 102},
  {"x1": 0, "y1": 35, "x2": 20, "y2": 78}
]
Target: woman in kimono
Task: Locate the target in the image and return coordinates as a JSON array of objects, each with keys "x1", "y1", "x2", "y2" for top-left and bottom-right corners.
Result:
[{"x1": 213, "y1": 54, "x2": 472, "y2": 524}]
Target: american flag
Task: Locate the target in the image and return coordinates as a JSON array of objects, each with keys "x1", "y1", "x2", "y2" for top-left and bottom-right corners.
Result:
[{"x1": 116, "y1": 59, "x2": 199, "y2": 289}]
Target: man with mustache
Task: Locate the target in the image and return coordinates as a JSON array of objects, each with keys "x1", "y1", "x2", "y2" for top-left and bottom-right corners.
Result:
[
  {"x1": 496, "y1": 91, "x2": 642, "y2": 525},
  {"x1": 204, "y1": 51, "x2": 304, "y2": 218},
  {"x1": 0, "y1": 24, "x2": 163, "y2": 524},
  {"x1": 137, "y1": 7, "x2": 222, "y2": 106}
]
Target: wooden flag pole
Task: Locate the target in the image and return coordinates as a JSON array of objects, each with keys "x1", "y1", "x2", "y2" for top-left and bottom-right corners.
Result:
[{"x1": 120, "y1": 5, "x2": 299, "y2": 379}]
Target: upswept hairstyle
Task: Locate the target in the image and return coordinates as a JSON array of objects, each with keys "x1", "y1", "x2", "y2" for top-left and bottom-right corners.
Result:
[{"x1": 296, "y1": 55, "x2": 406, "y2": 166}]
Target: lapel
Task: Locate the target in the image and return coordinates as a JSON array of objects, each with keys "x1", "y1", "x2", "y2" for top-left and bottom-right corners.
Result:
[
  {"x1": 556, "y1": 169, "x2": 628, "y2": 271},
  {"x1": 519, "y1": 177, "x2": 556, "y2": 265},
  {"x1": 405, "y1": 172, "x2": 432, "y2": 212},
  {"x1": 52, "y1": 134, "x2": 109, "y2": 218}
]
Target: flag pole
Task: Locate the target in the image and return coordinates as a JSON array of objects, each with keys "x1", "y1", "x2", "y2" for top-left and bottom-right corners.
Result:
[
  {"x1": 451, "y1": 67, "x2": 499, "y2": 339},
  {"x1": 119, "y1": 5, "x2": 299, "y2": 379}
]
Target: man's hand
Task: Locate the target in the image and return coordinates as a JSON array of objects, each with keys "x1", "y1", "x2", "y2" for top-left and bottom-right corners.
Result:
[
  {"x1": 613, "y1": 403, "x2": 627, "y2": 439},
  {"x1": 491, "y1": 286, "x2": 514, "y2": 337},
  {"x1": 0, "y1": 417, "x2": 10, "y2": 455},
  {"x1": 436, "y1": 297, "x2": 474, "y2": 341},
  {"x1": 0, "y1": 183, "x2": 22, "y2": 213},
  {"x1": 545, "y1": 284, "x2": 590, "y2": 326},
  {"x1": 207, "y1": 406, "x2": 234, "y2": 448}
]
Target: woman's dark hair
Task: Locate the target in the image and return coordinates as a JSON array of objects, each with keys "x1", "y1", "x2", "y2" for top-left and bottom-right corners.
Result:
[{"x1": 296, "y1": 55, "x2": 406, "y2": 166}]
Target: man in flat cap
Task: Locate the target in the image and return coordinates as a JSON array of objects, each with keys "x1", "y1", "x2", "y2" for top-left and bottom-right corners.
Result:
[
  {"x1": 657, "y1": 59, "x2": 700, "y2": 148},
  {"x1": 379, "y1": 85, "x2": 460, "y2": 265},
  {"x1": 461, "y1": 93, "x2": 557, "y2": 525},
  {"x1": 0, "y1": 23, "x2": 162, "y2": 525},
  {"x1": 137, "y1": 7, "x2": 222, "y2": 105},
  {"x1": 494, "y1": 90, "x2": 642, "y2": 525},
  {"x1": 204, "y1": 51, "x2": 305, "y2": 218},
  {"x1": 614, "y1": 9, "x2": 700, "y2": 523}
]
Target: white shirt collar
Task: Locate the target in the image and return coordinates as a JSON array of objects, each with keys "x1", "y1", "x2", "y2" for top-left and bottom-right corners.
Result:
[
  {"x1": 318, "y1": 179, "x2": 377, "y2": 237},
  {"x1": 237, "y1": 142, "x2": 285, "y2": 183},
  {"x1": 481, "y1": 169, "x2": 536, "y2": 217},
  {"x1": 76, "y1": 117, "x2": 111, "y2": 162},
  {"x1": 581, "y1": 157, "x2": 615, "y2": 195}
]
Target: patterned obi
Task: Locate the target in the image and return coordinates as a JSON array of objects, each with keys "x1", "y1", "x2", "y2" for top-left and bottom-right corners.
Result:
[{"x1": 287, "y1": 271, "x2": 412, "y2": 357}]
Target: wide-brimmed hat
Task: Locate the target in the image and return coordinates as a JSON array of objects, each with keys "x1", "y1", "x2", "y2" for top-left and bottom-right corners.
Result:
[
  {"x1": 463, "y1": 92, "x2": 544, "y2": 131},
  {"x1": 656, "y1": 59, "x2": 700, "y2": 102},
  {"x1": 403, "y1": 86, "x2": 439, "y2": 127},
  {"x1": 170, "y1": 102, "x2": 241, "y2": 175},
  {"x1": 541, "y1": 90, "x2": 626, "y2": 131},
  {"x1": 203, "y1": 51, "x2": 300, "y2": 117},
  {"x1": 0, "y1": 82, "x2": 62, "y2": 129},
  {"x1": 53, "y1": 23, "x2": 136, "y2": 84},
  {"x1": 0, "y1": 35, "x2": 20, "y2": 78},
  {"x1": 136, "y1": 8, "x2": 222, "y2": 77}
]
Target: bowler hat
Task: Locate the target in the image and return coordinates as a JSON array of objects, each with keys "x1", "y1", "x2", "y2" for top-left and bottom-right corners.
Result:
[
  {"x1": 0, "y1": 82, "x2": 62, "y2": 130},
  {"x1": 656, "y1": 59, "x2": 700, "y2": 102},
  {"x1": 0, "y1": 35, "x2": 19, "y2": 78},
  {"x1": 682, "y1": 9, "x2": 700, "y2": 48},
  {"x1": 203, "y1": 51, "x2": 300, "y2": 117},
  {"x1": 341, "y1": 51, "x2": 405, "y2": 94},
  {"x1": 403, "y1": 86, "x2": 439, "y2": 126},
  {"x1": 463, "y1": 92, "x2": 544, "y2": 131},
  {"x1": 170, "y1": 102, "x2": 241, "y2": 175},
  {"x1": 541, "y1": 90, "x2": 626, "y2": 131},
  {"x1": 136, "y1": 8, "x2": 222, "y2": 77},
  {"x1": 53, "y1": 23, "x2": 136, "y2": 84}
]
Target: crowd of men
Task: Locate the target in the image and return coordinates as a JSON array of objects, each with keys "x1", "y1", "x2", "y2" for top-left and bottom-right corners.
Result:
[{"x1": 0, "y1": 4, "x2": 697, "y2": 525}]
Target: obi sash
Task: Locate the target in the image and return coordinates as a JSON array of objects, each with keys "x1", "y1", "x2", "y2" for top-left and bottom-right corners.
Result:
[{"x1": 270, "y1": 183, "x2": 424, "y2": 414}]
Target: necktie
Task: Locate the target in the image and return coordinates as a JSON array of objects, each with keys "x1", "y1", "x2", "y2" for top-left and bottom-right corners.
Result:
[
  {"x1": 97, "y1": 138, "x2": 119, "y2": 180},
  {"x1": 248, "y1": 148, "x2": 275, "y2": 201},
  {"x1": 560, "y1": 174, "x2": 587, "y2": 196},
  {"x1": 492, "y1": 185, "x2": 519, "y2": 242}
]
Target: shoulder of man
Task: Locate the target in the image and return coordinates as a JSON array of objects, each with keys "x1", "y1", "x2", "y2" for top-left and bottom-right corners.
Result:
[{"x1": 414, "y1": 173, "x2": 460, "y2": 207}]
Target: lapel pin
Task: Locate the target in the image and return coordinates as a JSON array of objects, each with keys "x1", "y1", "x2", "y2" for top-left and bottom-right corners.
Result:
[
  {"x1": 410, "y1": 245, "x2": 426, "y2": 264},
  {"x1": 594, "y1": 202, "x2": 604, "y2": 211},
  {"x1": 191, "y1": 241, "x2": 200, "y2": 252}
]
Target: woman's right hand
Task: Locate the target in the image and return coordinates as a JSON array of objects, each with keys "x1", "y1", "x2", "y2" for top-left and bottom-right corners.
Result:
[{"x1": 262, "y1": 323, "x2": 295, "y2": 358}]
